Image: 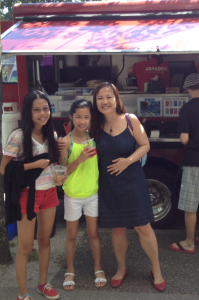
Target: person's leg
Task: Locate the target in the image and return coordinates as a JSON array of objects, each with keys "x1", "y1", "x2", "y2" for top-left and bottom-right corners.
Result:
[
  {"x1": 85, "y1": 216, "x2": 106, "y2": 287},
  {"x1": 36, "y1": 206, "x2": 56, "y2": 285},
  {"x1": 111, "y1": 227, "x2": 128, "y2": 280},
  {"x1": 171, "y1": 211, "x2": 197, "y2": 251},
  {"x1": 63, "y1": 220, "x2": 79, "y2": 291},
  {"x1": 16, "y1": 214, "x2": 36, "y2": 296},
  {"x1": 172, "y1": 166, "x2": 198, "y2": 251},
  {"x1": 63, "y1": 194, "x2": 82, "y2": 291},
  {"x1": 134, "y1": 224, "x2": 164, "y2": 284},
  {"x1": 186, "y1": 212, "x2": 197, "y2": 246}
]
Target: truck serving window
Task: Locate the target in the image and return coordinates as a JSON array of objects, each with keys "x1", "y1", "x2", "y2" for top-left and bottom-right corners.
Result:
[
  {"x1": 40, "y1": 55, "x2": 54, "y2": 82},
  {"x1": 2, "y1": 55, "x2": 18, "y2": 83}
]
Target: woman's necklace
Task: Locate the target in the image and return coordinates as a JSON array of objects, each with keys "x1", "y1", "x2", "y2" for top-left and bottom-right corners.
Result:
[{"x1": 109, "y1": 117, "x2": 117, "y2": 133}]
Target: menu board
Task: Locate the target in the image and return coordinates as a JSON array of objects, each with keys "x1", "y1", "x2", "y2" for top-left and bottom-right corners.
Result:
[
  {"x1": 163, "y1": 96, "x2": 189, "y2": 117},
  {"x1": 137, "y1": 97, "x2": 162, "y2": 117}
]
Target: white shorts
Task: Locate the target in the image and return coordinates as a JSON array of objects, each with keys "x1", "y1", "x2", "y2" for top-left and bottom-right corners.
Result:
[{"x1": 64, "y1": 193, "x2": 98, "y2": 221}]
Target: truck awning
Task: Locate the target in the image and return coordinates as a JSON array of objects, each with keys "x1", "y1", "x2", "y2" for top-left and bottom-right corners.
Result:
[{"x1": 2, "y1": 18, "x2": 199, "y2": 55}]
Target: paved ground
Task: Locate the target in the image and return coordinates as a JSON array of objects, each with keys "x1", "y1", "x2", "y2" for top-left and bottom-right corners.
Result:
[
  {"x1": 1, "y1": 199, "x2": 199, "y2": 300},
  {"x1": 51, "y1": 229, "x2": 199, "y2": 294}
]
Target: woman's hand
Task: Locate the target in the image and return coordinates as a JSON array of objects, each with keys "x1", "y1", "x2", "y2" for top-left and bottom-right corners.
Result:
[
  {"x1": 36, "y1": 159, "x2": 51, "y2": 169},
  {"x1": 78, "y1": 146, "x2": 96, "y2": 164},
  {"x1": 107, "y1": 158, "x2": 129, "y2": 176},
  {"x1": 57, "y1": 137, "x2": 66, "y2": 151}
]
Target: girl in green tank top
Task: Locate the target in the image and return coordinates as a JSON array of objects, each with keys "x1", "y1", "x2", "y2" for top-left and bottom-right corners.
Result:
[{"x1": 59, "y1": 99, "x2": 107, "y2": 291}]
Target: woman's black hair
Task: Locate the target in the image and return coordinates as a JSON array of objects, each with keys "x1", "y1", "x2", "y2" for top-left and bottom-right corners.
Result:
[
  {"x1": 21, "y1": 90, "x2": 57, "y2": 162},
  {"x1": 69, "y1": 99, "x2": 92, "y2": 131},
  {"x1": 90, "y1": 82, "x2": 126, "y2": 141}
]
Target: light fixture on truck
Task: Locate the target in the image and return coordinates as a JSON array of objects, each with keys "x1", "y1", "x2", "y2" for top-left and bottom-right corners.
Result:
[
  {"x1": 4, "y1": 107, "x2": 13, "y2": 112},
  {"x1": 2, "y1": 103, "x2": 21, "y2": 149},
  {"x1": 2, "y1": 103, "x2": 19, "y2": 114}
]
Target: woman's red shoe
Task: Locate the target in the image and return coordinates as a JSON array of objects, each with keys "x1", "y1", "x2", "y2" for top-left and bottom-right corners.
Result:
[
  {"x1": 150, "y1": 270, "x2": 166, "y2": 292},
  {"x1": 110, "y1": 270, "x2": 128, "y2": 288}
]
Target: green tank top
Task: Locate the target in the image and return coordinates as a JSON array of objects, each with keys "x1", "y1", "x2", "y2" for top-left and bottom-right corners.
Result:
[{"x1": 63, "y1": 133, "x2": 99, "y2": 198}]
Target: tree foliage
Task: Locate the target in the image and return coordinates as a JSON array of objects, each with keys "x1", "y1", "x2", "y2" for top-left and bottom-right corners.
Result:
[
  {"x1": 1, "y1": 0, "x2": 75, "y2": 21},
  {"x1": 0, "y1": 0, "x2": 12, "y2": 264},
  {"x1": 1, "y1": 0, "x2": 106, "y2": 21}
]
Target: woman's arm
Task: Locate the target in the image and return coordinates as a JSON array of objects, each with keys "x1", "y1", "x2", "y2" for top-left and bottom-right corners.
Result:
[
  {"x1": 107, "y1": 114, "x2": 150, "y2": 175},
  {"x1": 0, "y1": 156, "x2": 14, "y2": 175},
  {"x1": 59, "y1": 136, "x2": 69, "y2": 166},
  {"x1": 1, "y1": 128, "x2": 51, "y2": 175},
  {"x1": 24, "y1": 159, "x2": 51, "y2": 171},
  {"x1": 0, "y1": 155, "x2": 50, "y2": 175},
  {"x1": 180, "y1": 133, "x2": 189, "y2": 145},
  {"x1": 126, "y1": 114, "x2": 150, "y2": 165}
]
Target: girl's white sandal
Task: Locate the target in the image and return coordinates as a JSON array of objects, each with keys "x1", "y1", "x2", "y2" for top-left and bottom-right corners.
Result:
[
  {"x1": 94, "y1": 270, "x2": 107, "y2": 287},
  {"x1": 63, "y1": 273, "x2": 75, "y2": 291}
]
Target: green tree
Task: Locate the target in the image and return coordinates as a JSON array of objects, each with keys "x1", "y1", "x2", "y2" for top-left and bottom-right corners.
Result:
[
  {"x1": 0, "y1": 0, "x2": 12, "y2": 264},
  {"x1": 1, "y1": 0, "x2": 104, "y2": 21},
  {"x1": 1, "y1": 0, "x2": 73, "y2": 21}
]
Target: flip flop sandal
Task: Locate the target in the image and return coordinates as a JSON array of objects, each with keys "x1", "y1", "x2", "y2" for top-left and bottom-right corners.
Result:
[
  {"x1": 94, "y1": 270, "x2": 107, "y2": 288},
  {"x1": 170, "y1": 242, "x2": 196, "y2": 254},
  {"x1": 63, "y1": 273, "x2": 75, "y2": 291},
  {"x1": 195, "y1": 238, "x2": 199, "y2": 244}
]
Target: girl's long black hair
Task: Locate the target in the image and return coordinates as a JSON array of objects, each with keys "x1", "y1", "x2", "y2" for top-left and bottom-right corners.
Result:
[
  {"x1": 22, "y1": 90, "x2": 57, "y2": 162},
  {"x1": 69, "y1": 99, "x2": 92, "y2": 131}
]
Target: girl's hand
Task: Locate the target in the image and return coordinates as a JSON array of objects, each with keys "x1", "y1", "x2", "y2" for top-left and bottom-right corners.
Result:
[
  {"x1": 53, "y1": 171, "x2": 67, "y2": 186},
  {"x1": 107, "y1": 158, "x2": 129, "y2": 176},
  {"x1": 36, "y1": 159, "x2": 51, "y2": 169},
  {"x1": 57, "y1": 137, "x2": 66, "y2": 151},
  {"x1": 78, "y1": 146, "x2": 96, "y2": 164}
]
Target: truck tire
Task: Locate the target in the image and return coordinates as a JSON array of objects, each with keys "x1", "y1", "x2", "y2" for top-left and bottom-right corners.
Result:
[{"x1": 144, "y1": 166, "x2": 179, "y2": 229}]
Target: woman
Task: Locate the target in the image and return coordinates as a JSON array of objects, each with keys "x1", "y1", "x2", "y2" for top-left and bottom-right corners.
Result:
[
  {"x1": 90, "y1": 82, "x2": 166, "y2": 292},
  {"x1": 1, "y1": 91, "x2": 61, "y2": 300}
]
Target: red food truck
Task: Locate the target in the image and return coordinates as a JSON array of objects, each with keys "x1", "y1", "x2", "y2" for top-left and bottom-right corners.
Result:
[{"x1": 2, "y1": 0, "x2": 199, "y2": 228}]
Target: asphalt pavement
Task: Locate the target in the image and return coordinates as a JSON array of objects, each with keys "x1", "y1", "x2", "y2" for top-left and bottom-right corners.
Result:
[{"x1": 1, "y1": 199, "x2": 199, "y2": 300}]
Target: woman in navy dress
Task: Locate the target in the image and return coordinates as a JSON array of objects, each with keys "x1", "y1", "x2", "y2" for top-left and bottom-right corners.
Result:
[{"x1": 90, "y1": 82, "x2": 165, "y2": 292}]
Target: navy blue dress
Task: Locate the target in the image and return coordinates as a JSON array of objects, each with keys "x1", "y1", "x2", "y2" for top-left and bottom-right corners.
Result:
[{"x1": 96, "y1": 126, "x2": 154, "y2": 228}]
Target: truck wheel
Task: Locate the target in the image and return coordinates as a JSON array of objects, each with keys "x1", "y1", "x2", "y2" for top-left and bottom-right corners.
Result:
[{"x1": 144, "y1": 166, "x2": 179, "y2": 229}]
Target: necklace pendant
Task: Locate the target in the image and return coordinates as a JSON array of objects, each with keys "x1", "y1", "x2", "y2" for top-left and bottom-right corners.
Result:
[{"x1": 110, "y1": 127, "x2": 113, "y2": 132}]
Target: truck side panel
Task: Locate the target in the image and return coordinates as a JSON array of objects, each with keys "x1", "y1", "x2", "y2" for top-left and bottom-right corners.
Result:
[{"x1": 16, "y1": 56, "x2": 28, "y2": 115}]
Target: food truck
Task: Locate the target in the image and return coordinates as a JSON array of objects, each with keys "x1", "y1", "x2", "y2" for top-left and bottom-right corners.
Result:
[{"x1": 2, "y1": 0, "x2": 199, "y2": 228}]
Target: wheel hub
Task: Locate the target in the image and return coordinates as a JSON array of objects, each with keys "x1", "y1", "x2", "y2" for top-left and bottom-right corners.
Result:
[
  {"x1": 148, "y1": 187, "x2": 161, "y2": 206},
  {"x1": 147, "y1": 179, "x2": 172, "y2": 221}
]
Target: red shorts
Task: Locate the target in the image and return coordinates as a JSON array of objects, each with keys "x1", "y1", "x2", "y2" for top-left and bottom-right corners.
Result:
[{"x1": 19, "y1": 187, "x2": 59, "y2": 214}]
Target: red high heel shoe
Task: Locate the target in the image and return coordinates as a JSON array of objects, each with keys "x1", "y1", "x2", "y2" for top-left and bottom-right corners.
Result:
[
  {"x1": 110, "y1": 270, "x2": 128, "y2": 288},
  {"x1": 150, "y1": 270, "x2": 166, "y2": 292}
]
